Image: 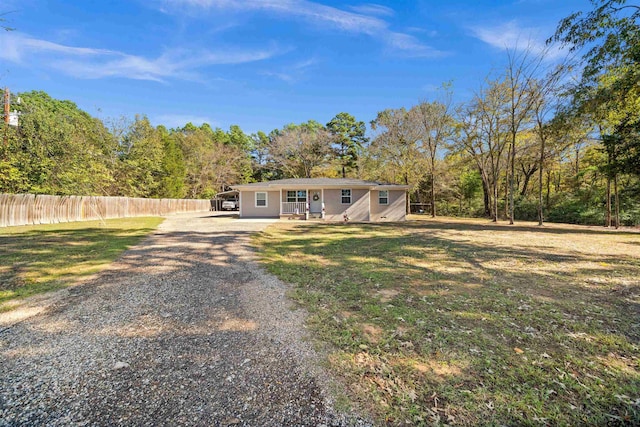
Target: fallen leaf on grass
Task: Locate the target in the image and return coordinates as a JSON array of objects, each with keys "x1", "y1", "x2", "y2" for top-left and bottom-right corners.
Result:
[{"x1": 514, "y1": 347, "x2": 524, "y2": 354}]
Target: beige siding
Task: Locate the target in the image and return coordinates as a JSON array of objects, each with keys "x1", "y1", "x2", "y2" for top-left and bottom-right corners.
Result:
[
  {"x1": 240, "y1": 190, "x2": 280, "y2": 217},
  {"x1": 370, "y1": 190, "x2": 406, "y2": 221},
  {"x1": 323, "y1": 188, "x2": 369, "y2": 221}
]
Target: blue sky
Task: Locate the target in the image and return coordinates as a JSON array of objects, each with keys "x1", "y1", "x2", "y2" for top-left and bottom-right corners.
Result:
[{"x1": 1, "y1": 0, "x2": 589, "y2": 134}]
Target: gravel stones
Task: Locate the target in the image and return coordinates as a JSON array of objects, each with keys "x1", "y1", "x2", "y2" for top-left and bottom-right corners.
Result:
[
  {"x1": 0, "y1": 213, "x2": 370, "y2": 426},
  {"x1": 111, "y1": 362, "x2": 130, "y2": 370}
]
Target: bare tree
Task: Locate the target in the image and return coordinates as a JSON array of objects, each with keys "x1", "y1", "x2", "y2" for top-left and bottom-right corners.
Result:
[
  {"x1": 369, "y1": 108, "x2": 425, "y2": 213},
  {"x1": 369, "y1": 108, "x2": 424, "y2": 186},
  {"x1": 473, "y1": 79, "x2": 510, "y2": 222},
  {"x1": 455, "y1": 110, "x2": 493, "y2": 217},
  {"x1": 454, "y1": 78, "x2": 511, "y2": 222},
  {"x1": 411, "y1": 85, "x2": 454, "y2": 217},
  {"x1": 504, "y1": 47, "x2": 545, "y2": 224},
  {"x1": 529, "y1": 67, "x2": 566, "y2": 225},
  {"x1": 268, "y1": 122, "x2": 332, "y2": 178}
]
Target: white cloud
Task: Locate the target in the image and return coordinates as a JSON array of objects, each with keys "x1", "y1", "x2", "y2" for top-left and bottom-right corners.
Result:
[
  {"x1": 406, "y1": 27, "x2": 438, "y2": 37},
  {"x1": 160, "y1": 0, "x2": 445, "y2": 58},
  {"x1": 348, "y1": 3, "x2": 395, "y2": 17},
  {"x1": 0, "y1": 33, "x2": 113, "y2": 63},
  {"x1": 0, "y1": 32, "x2": 283, "y2": 82},
  {"x1": 385, "y1": 32, "x2": 446, "y2": 58},
  {"x1": 261, "y1": 56, "x2": 318, "y2": 82},
  {"x1": 470, "y1": 20, "x2": 565, "y2": 60}
]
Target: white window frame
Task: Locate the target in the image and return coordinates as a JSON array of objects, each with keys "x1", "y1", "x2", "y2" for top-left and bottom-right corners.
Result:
[
  {"x1": 341, "y1": 189, "x2": 352, "y2": 204},
  {"x1": 255, "y1": 192, "x2": 268, "y2": 208},
  {"x1": 286, "y1": 190, "x2": 307, "y2": 202},
  {"x1": 378, "y1": 190, "x2": 389, "y2": 205}
]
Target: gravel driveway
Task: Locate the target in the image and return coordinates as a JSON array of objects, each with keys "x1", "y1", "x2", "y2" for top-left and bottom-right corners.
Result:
[{"x1": 0, "y1": 213, "x2": 368, "y2": 426}]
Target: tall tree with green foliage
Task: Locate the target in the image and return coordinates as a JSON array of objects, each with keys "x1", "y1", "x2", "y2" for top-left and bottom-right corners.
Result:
[
  {"x1": 326, "y1": 112, "x2": 368, "y2": 178},
  {"x1": 116, "y1": 115, "x2": 165, "y2": 197},
  {"x1": 158, "y1": 125, "x2": 186, "y2": 198},
  {"x1": 551, "y1": 1, "x2": 640, "y2": 174},
  {"x1": 172, "y1": 123, "x2": 249, "y2": 198},
  {"x1": 0, "y1": 90, "x2": 116, "y2": 195},
  {"x1": 250, "y1": 130, "x2": 278, "y2": 182}
]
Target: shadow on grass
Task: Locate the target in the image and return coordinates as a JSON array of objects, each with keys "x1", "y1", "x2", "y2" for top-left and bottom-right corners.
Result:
[
  {"x1": 269, "y1": 222, "x2": 640, "y2": 280},
  {"x1": 1, "y1": 225, "x2": 261, "y2": 297},
  {"x1": 0, "y1": 222, "x2": 326, "y2": 426},
  {"x1": 255, "y1": 220, "x2": 640, "y2": 425},
  {"x1": 260, "y1": 221, "x2": 640, "y2": 340},
  {"x1": 0, "y1": 226, "x2": 159, "y2": 303}
]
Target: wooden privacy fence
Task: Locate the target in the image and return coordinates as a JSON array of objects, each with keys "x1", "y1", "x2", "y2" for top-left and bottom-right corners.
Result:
[{"x1": 0, "y1": 194, "x2": 211, "y2": 227}]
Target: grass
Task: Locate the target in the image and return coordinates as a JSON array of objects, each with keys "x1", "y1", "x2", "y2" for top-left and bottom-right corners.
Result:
[
  {"x1": 253, "y1": 216, "x2": 640, "y2": 426},
  {"x1": 0, "y1": 217, "x2": 163, "y2": 311}
]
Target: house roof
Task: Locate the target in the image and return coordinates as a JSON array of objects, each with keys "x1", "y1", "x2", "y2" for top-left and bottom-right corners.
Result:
[
  {"x1": 232, "y1": 178, "x2": 410, "y2": 190},
  {"x1": 214, "y1": 190, "x2": 239, "y2": 199}
]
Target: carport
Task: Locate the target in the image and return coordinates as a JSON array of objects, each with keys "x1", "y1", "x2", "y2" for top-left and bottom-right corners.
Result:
[{"x1": 211, "y1": 190, "x2": 239, "y2": 211}]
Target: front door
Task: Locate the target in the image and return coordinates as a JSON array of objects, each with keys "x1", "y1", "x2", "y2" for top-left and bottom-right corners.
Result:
[{"x1": 310, "y1": 190, "x2": 322, "y2": 213}]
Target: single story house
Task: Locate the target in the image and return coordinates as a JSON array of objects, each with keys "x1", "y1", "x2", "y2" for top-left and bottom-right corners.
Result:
[{"x1": 232, "y1": 178, "x2": 410, "y2": 221}]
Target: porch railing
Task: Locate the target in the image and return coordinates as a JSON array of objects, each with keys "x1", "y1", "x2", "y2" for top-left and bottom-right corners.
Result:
[{"x1": 281, "y1": 202, "x2": 308, "y2": 214}]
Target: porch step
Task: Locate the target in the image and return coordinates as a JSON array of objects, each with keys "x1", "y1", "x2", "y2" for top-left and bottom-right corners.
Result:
[
  {"x1": 280, "y1": 214, "x2": 306, "y2": 220},
  {"x1": 279, "y1": 213, "x2": 325, "y2": 220}
]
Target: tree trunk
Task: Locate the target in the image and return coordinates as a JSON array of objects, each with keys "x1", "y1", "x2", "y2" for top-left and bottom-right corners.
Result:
[
  {"x1": 509, "y1": 137, "x2": 515, "y2": 224},
  {"x1": 480, "y1": 172, "x2": 491, "y2": 217},
  {"x1": 341, "y1": 142, "x2": 347, "y2": 178},
  {"x1": 538, "y1": 137, "x2": 545, "y2": 226},
  {"x1": 478, "y1": 166, "x2": 491, "y2": 218},
  {"x1": 614, "y1": 172, "x2": 620, "y2": 229},
  {"x1": 430, "y1": 171, "x2": 436, "y2": 217},
  {"x1": 492, "y1": 177, "x2": 498, "y2": 222},
  {"x1": 605, "y1": 175, "x2": 612, "y2": 227},
  {"x1": 575, "y1": 145, "x2": 580, "y2": 182},
  {"x1": 520, "y1": 166, "x2": 537, "y2": 196},
  {"x1": 545, "y1": 169, "x2": 551, "y2": 209},
  {"x1": 504, "y1": 171, "x2": 509, "y2": 219}
]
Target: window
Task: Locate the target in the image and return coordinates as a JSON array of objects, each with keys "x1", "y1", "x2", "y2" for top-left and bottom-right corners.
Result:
[
  {"x1": 378, "y1": 190, "x2": 389, "y2": 205},
  {"x1": 341, "y1": 189, "x2": 352, "y2": 204},
  {"x1": 256, "y1": 192, "x2": 267, "y2": 207},
  {"x1": 286, "y1": 190, "x2": 307, "y2": 202}
]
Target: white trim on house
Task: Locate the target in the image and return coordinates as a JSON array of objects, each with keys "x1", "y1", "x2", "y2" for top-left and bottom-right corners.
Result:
[{"x1": 255, "y1": 191, "x2": 268, "y2": 208}]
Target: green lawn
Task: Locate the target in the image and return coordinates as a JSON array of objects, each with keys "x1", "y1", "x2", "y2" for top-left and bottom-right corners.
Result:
[
  {"x1": 0, "y1": 217, "x2": 163, "y2": 311},
  {"x1": 254, "y1": 217, "x2": 640, "y2": 426}
]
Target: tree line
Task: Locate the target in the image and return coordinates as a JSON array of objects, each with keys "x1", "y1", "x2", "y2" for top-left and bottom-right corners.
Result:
[{"x1": 1, "y1": 0, "x2": 637, "y2": 226}]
